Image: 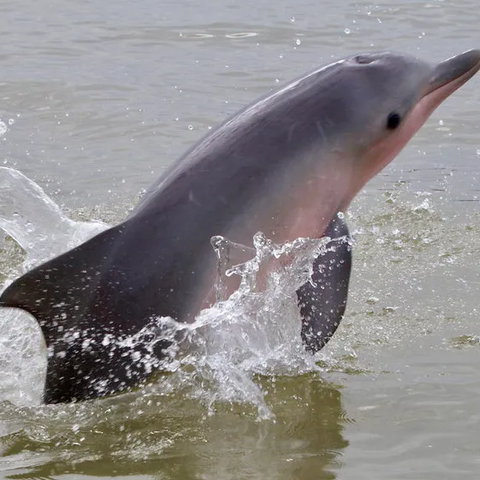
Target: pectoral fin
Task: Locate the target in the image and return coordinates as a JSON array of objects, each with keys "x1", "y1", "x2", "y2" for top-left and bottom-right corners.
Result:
[{"x1": 297, "y1": 214, "x2": 352, "y2": 353}]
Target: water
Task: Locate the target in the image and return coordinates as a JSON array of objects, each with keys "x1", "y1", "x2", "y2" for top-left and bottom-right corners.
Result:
[{"x1": 0, "y1": 0, "x2": 480, "y2": 478}]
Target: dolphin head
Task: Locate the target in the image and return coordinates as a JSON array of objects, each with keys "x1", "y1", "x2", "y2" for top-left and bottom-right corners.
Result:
[
  {"x1": 239, "y1": 49, "x2": 480, "y2": 240},
  {"x1": 323, "y1": 49, "x2": 480, "y2": 208},
  {"x1": 330, "y1": 52, "x2": 433, "y2": 148}
]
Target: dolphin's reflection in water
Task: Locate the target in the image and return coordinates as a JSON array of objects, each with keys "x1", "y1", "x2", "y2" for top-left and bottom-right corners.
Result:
[{"x1": 0, "y1": 376, "x2": 350, "y2": 480}]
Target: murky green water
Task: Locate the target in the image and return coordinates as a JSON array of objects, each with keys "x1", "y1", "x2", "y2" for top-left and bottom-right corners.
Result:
[{"x1": 1, "y1": 0, "x2": 480, "y2": 478}]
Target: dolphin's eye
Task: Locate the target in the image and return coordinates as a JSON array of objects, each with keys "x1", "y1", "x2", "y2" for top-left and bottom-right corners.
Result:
[
  {"x1": 386, "y1": 112, "x2": 401, "y2": 130},
  {"x1": 355, "y1": 55, "x2": 374, "y2": 65}
]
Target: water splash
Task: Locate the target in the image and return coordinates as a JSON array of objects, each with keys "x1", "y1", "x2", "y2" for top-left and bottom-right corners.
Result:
[
  {"x1": 160, "y1": 232, "x2": 338, "y2": 418},
  {"x1": 0, "y1": 167, "x2": 108, "y2": 270}
]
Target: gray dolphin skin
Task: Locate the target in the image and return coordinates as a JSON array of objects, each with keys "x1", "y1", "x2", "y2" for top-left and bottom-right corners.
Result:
[{"x1": 1, "y1": 49, "x2": 479, "y2": 403}]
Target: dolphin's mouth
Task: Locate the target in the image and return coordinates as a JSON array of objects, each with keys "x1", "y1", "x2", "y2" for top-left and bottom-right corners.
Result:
[{"x1": 423, "y1": 49, "x2": 480, "y2": 98}]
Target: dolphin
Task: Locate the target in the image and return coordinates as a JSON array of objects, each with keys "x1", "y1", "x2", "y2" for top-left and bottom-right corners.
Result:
[{"x1": 1, "y1": 49, "x2": 479, "y2": 403}]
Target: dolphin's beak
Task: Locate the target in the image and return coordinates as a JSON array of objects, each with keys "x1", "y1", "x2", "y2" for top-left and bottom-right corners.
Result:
[{"x1": 424, "y1": 49, "x2": 480, "y2": 97}]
